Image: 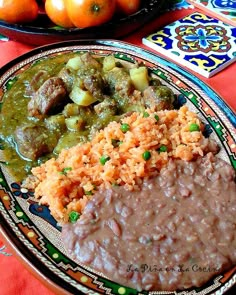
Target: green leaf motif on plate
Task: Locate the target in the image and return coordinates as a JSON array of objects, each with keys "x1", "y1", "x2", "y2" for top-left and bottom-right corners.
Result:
[
  {"x1": 0, "y1": 169, "x2": 8, "y2": 188},
  {"x1": 207, "y1": 118, "x2": 224, "y2": 139},
  {"x1": 44, "y1": 242, "x2": 78, "y2": 267},
  {"x1": 98, "y1": 277, "x2": 142, "y2": 295},
  {"x1": 152, "y1": 69, "x2": 169, "y2": 81},
  {"x1": 180, "y1": 89, "x2": 199, "y2": 107},
  {"x1": 5, "y1": 77, "x2": 18, "y2": 91},
  {"x1": 114, "y1": 53, "x2": 134, "y2": 64},
  {"x1": 14, "y1": 203, "x2": 30, "y2": 223},
  {"x1": 229, "y1": 155, "x2": 236, "y2": 170}
]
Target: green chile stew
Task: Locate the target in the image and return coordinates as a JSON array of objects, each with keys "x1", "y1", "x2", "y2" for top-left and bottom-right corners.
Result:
[{"x1": 0, "y1": 52, "x2": 175, "y2": 181}]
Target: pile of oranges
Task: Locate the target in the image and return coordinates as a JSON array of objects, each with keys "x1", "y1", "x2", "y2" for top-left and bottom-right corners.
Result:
[{"x1": 0, "y1": 0, "x2": 141, "y2": 28}]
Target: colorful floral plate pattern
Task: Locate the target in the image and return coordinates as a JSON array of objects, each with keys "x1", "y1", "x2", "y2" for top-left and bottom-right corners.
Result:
[{"x1": 0, "y1": 40, "x2": 235, "y2": 295}]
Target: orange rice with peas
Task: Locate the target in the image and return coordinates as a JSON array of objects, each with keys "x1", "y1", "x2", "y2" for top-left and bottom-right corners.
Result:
[{"x1": 27, "y1": 105, "x2": 211, "y2": 222}]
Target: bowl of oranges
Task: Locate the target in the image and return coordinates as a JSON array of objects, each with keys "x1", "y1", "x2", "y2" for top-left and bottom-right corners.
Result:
[{"x1": 0, "y1": 0, "x2": 166, "y2": 45}]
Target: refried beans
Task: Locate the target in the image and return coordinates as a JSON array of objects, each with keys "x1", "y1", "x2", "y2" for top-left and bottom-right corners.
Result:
[{"x1": 62, "y1": 153, "x2": 236, "y2": 291}]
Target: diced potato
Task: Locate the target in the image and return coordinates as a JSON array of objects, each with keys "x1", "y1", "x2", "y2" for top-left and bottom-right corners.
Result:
[
  {"x1": 130, "y1": 66, "x2": 149, "y2": 92},
  {"x1": 66, "y1": 56, "x2": 83, "y2": 70},
  {"x1": 65, "y1": 116, "x2": 85, "y2": 131},
  {"x1": 74, "y1": 77, "x2": 84, "y2": 88},
  {"x1": 103, "y1": 55, "x2": 116, "y2": 72},
  {"x1": 69, "y1": 85, "x2": 98, "y2": 106},
  {"x1": 63, "y1": 103, "x2": 80, "y2": 117},
  {"x1": 45, "y1": 114, "x2": 66, "y2": 132}
]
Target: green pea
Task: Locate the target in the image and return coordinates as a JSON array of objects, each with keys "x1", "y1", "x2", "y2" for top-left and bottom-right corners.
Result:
[
  {"x1": 100, "y1": 155, "x2": 111, "y2": 165},
  {"x1": 59, "y1": 167, "x2": 72, "y2": 175},
  {"x1": 120, "y1": 123, "x2": 130, "y2": 133},
  {"x1": 189, "y1": 123, "x2": 200, "y2": 132},
  {"x1": 159, "y1": 145, "x2": 167, "y2": 152},
  {"x1": 69, "y1": 211, "x2": 80, "y2": 223},
  {"x1": 142, "y1": 151, "x2": 151, "y2": 161},
  {"x1": 84, "y1": 184, "x2": 97, "y2": 195},
  {"x1": 154, "y1": 114, "x2": 159, "y2": 121},
  {"x1": 143, "y1": 112, "x2": 150, "y2": 118}
]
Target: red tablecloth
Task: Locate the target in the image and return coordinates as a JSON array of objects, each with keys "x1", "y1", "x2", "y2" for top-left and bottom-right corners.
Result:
[{"x1": 0, "y1": 6, "x2": 235, "y2": 295}]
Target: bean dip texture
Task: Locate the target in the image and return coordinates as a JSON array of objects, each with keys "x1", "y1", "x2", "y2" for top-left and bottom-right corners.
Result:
[{"x1": 62, "y1": 153, "x2": 236, "y2": 291}]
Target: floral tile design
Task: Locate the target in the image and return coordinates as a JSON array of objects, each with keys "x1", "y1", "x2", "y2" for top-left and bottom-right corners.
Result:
[
  {"x1": 186, "y1": 0, "x2": 236, "y2": 26},
  {"x1": 142, "y1": 12, "x2": 236, "y2": 77},
  {"x1": 168, "y1": 0, "x2": 194, "y2": 10}
]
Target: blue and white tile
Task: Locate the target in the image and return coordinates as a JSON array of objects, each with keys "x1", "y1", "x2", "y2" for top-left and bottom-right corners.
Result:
[{"x1": 142, "y1": 12, "x2": 236, "y2": 77}]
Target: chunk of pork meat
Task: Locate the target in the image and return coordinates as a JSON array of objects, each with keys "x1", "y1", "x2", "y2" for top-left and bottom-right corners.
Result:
[
  {"x1": 80, "y1": 52, "x2": 102, "y2": 71},
  {"x1": 83, "y1": 73, "x2": 105, "y2": 101},
  {"x1": 14, "y1": 124, "x2": 53, "y2": 160},
  {"x1": 57, "y1": 67, "x2": 75, "y2": 93},
  {"x1": 28, "y1": 77, "x2": 68, "y2": 118},
  {"x1": 25, "y1": 70, "x2": 50, "y2": 97},
  {"x1": 143, "y1": 86, "x2": 174, "y2": 110},
  {"x1": 105, "y1": 67, "x2": 134, "y2": 98}
]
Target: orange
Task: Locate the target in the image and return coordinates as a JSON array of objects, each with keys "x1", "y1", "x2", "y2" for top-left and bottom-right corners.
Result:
[
  {"x1": 45, "y1": 0, "x2": 74, "y2": 28},
  {"x1": 66, "y1": 0, "x2": 116, "y2": 28},
  {"x1": 115, "y1": 0, "x2": 141, "y2": 16},
  {"x1": 0, "y1": 0, "x2": 38, "y2": 24}
]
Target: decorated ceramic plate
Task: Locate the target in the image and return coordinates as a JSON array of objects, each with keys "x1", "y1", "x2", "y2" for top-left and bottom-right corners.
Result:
[
  {"x1": 0, "y1": 0, "x2": 166, "y2": 46},
  {"x1": 0, "y1": 40, "x2": 235, "y2": 295}
]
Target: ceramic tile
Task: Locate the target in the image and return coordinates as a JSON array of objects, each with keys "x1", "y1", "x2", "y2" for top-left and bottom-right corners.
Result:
[
  {"x1": 142, "y1": 12, "x2": 236, "y2": 78},
  {"x1": 186, "y1": 0, "x2": 236, "y2": 26},
  {"x1": 0, "y1": 34, "x2": 8, "y2": 41},
  {"x1": 169, "y1": 0, "x2": 194, "y2": 11}
]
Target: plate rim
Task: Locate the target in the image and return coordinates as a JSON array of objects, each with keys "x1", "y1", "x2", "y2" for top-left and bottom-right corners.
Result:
[{"x1": 0, "y1": 39, "x2": 235, "y2": 295}]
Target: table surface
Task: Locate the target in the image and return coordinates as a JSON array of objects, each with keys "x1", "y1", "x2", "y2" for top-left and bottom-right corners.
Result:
[{"x1": 0, "y1": 4, "x2": 235, "y2": 295}]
